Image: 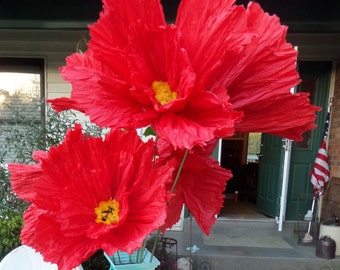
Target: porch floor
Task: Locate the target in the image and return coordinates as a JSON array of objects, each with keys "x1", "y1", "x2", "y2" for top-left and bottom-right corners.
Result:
[{"x1": 164, "y1": 202, "x2": 340, "y2": 270}]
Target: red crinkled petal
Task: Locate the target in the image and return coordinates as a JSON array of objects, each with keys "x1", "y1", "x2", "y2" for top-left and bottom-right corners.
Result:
[
  {"x1": 235, "y1": 92, "x2": 321, "y2": 140},
  {"x1": 47, "y1": 97, "x2": 85, "y2": 113},
  {"x1": 89, "y1": 0, "x2": 166, "y2": 81},
  {"x1": 21, "y1": 206, "x2": 96, "y2": 270},
  {"x1": 9, "y1": 163, "x2": 42, "y2": 202},
  {"x1": 176, "y1": 0, "x2": 250, "y2": 87},
  {"x1": 10, "y1": 125, "x2": 175, "y2": 270},
  {"x1": 158, "y1": 142, "x2": 232, "y2": 234},
  {"x1": 59, "y1": 53, "x2": 148, "y2": 129},
  {"x1": 168, "y1": 155, "x2": 231, "y2": 235}
]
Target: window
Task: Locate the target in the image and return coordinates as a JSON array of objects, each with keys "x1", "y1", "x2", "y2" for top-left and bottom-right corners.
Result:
[{"x1": 0, "y1": 58, "x2": 45, "y2": 163}]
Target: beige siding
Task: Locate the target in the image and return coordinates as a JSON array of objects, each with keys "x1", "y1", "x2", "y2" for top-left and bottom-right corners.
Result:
[{"x1": 0, "y1": 29, "x2": 89, "y2": 99}]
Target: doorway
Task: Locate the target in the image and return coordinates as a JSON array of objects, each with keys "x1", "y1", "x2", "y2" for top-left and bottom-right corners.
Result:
[{"x1": 218, "y1": 132, "x2": 269, "y2": 219}]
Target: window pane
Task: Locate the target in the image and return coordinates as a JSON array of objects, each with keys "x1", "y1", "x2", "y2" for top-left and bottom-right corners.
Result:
[
  {"x1": 247, "y1": 133, "x2": 262, "y2": 162},
  {"x1": 0, "y1": 72, "x2": 41, "y2": 120}
]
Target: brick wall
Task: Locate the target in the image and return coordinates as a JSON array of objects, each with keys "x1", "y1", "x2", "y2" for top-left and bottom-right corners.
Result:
[
  {"x1": 320, "y1": 62, "x2": 339, "y2": 221},
  {"x1": 328, "y1": 62, "x2": 340, "y2": 178}
]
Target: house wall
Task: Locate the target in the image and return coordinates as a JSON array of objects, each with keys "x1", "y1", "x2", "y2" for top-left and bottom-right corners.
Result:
[
  {"x1": 328, "y1": 62, "x2": 340, "y2": 178},
  {"x1": 0, "y1": 29, "x2": 88, "y2": 99}
]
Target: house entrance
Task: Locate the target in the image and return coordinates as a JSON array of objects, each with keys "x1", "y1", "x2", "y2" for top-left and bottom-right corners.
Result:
[
  {"x1": 218, "y1": 132, "x2": 270, "y2": 219},
  {"x1": 218, "y1": 61, "x2": 333, "y2": 221}
]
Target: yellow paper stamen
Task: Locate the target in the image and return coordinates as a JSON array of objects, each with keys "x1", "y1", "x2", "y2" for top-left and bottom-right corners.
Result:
[
  {"x1": 152, "y1": 81, "x2": 178, "y2": 105},
  {"x1": 94, "y1": 198, "x2": 120, "y2": 225}
]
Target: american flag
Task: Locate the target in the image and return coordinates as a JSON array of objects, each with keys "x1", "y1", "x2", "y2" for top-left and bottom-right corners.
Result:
[
  {"x1": 310, "y1": 108, "x2": 331, "y2": 195},
  {"x1": 310, "y1": 138, "x2": 329, "y2": 195}
]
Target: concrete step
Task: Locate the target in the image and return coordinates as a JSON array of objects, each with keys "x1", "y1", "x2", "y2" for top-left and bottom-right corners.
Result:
[
  {"x1": 165, "y1": 218, "x2": 340, "y2": 270},
  {"x1": 193, "y1": 255, "x2": 336, "y2": 270},
  {"x1": 210, "y1": 218, "x2": 293, "y2": 236}
]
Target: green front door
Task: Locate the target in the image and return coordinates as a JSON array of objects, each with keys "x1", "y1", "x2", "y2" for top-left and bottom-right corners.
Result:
[
  {"x1": 285, "y1": 61, "x2": 332, "y2": 220},
  {"x1": 256, "y1": 61, "x2": 332, "y2": 219}
]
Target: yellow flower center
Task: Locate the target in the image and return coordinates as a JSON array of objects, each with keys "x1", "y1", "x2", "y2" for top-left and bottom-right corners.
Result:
[
  {"x1": 94, "y1": 198, "x2": 120, "y2": 225},
  {"x1": 152, "y1": 81, "x2": 178, "y2": 105}
]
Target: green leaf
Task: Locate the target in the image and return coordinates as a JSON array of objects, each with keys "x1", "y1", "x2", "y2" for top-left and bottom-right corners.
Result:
[{"x1": 143, "y1": 127, "x2": 156, "y2": 137}]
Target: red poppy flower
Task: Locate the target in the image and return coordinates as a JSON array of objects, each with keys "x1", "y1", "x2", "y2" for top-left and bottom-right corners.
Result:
[
  {"x1": 9, "y1": 125, "x2": 175, "y2": 270},
  {"x1": 176, "y1": 0, "x2": 320, "y2": 139},
  {"x1": 157, "y1": 139, "x2": 232, "y2": 235},
  {"x1": 48, "y1": 0, "x2": 319, "y2": 149}
]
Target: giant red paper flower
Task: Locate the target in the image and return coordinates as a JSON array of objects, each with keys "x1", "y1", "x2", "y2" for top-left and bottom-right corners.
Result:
[
  {"x1": 9, "y1": 125, "x2": 175, "y2": 270},
  {"x1": 175, "y1": 0, "x2": 321, "y2": 138},
  {"x1": 157, "y1": 139, "x2": 232, "y2": 235},
  {"x1": 49, "y1": 0, "x2": 319, "y2": 150}
]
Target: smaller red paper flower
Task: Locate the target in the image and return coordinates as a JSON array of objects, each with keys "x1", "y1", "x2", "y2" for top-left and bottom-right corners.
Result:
[
  {"x1": 157, "y1": 139, "x2": 232, "y2": 235},
  {"x1": 9, "y1": 125, "x2": 175, "y2": 270}
]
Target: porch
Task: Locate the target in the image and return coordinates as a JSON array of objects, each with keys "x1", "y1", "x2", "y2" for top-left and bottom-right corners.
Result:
[{"x1": 165, "y1": 205, "x2": 340, "y2": 270}]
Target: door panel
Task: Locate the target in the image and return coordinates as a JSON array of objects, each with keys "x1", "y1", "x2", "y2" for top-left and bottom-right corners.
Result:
[{"x1": 256, "y1": 134, "x2": 283, "y2": 217}]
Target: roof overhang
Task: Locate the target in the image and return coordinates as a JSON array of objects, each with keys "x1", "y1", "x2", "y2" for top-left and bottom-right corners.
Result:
[
  {"x1": 1, "y1": 0, "x2": 339, "y2": 60},
  {"x1": 1, "y1": 0, "x2": 339, "y2": 32}
]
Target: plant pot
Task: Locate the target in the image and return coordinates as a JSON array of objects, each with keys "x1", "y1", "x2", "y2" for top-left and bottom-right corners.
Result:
[{"x1": 104, "y1": 249, "x2": 160, "y2": 270}]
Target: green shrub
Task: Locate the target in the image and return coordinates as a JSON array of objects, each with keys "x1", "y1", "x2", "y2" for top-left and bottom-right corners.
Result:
[{"x1": 0, "y1": 210, "x2": 24, "y2": 260}]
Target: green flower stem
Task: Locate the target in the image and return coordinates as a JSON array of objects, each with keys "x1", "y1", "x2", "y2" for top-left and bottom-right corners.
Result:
[
  {"x1": 149, "y1": 145, "x2": 189, "y2": 263},
  {"x1": 138, "y1": 238, "x2": 147, "y2": 262},
  {"x1": 170, "y1": 149, "x2": 189, "y2": 194},
  {"x1": 150, "y1": 230, "x2": 161, "y2": 263},
  {"x1": 116, "y1": 251, "x2": 121, "y2": 264}
]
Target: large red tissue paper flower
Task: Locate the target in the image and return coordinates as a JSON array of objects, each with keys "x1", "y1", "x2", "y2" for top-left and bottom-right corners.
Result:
[
  {"x1": 49, "y1": 0, "x2": 319, "y2": 150},
  {"x1": 157, "y1": 139, "x2": 231, "y2": 235},
  {"x1": 175, "y1": 0, "x2": 321, "y2": 138},
  {"x1": 9, "y1": 125, "x2": 175, "y2": 270}
]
